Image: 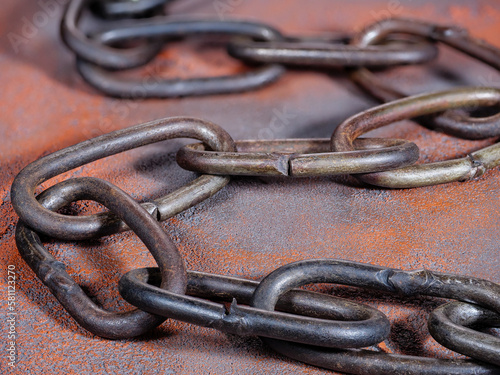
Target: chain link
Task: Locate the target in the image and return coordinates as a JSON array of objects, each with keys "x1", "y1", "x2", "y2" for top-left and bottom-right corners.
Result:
[
  {"x1": 332, "y1": 88, "x2": 500, "y2": 188},
  {"x1": 11, "y1": 117, "x2": 236, "y2": 240},
  {"x1": 75, "y1": 19, "x2": 287, "y2": 98},
  {"x1": 176, "y1": 138, "x2": 419, "y2": 177},
  {"x1": 349, "y1": 18, "x2": 500, "y2": 140},
  {"x1": 227, "y1": 37, "x2": 438, "y2": 67},
  {"x1": 16, "y1": 177, "x2": 187, "y2": 339},
  {"x1": 62, "y1": 0, "x2": 440, "y2": 98}
]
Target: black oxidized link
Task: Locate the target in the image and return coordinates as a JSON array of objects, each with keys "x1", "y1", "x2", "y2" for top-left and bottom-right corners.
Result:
[
  {"x1": 332, "y1": 87, "x2": 500, "y2": 188},
  {"x1": 15, "y1": 177, "x2": 188, "y2": 339},
  {"x1": 119, "y1": 268, "x2": 391, "y2": 348},
  {"x1": 227, "y1": 37, "x2": 439, "y2": 67},
  {"x1": 63, "y1": 0, "x2": 287, "y2": 96},
  {"x1": 62, "y1": 0, "x2": 165, "y2": 69},
  {"x1": 350, "y1": 18, "x2": 500, "y2": 140},
  {"x1": 10, "y1": 117, "x2": 236, "y2": 240},
  {"x1": 250, "y1": 259, "x2": 500, "y2": 375},
  {"x1": 428, "y1": 302, "x2": 500, "y2": 366},
  {"x1": 73, "y1": 18, "x2": 287, "y2": 98}
]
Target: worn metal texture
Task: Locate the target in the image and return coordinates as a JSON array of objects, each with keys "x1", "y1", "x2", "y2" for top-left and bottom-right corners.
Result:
[
  {"x1": 349, "y1": 17, "x2": 500, "y2": 140},
  {"x1": 1, "y1": 0, "x2": 500, "y2": 374}
]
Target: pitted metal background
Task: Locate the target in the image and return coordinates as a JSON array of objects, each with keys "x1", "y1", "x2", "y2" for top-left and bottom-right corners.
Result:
[{"x1": 1, "y1": 0, "x2": 500, "y2": 374}]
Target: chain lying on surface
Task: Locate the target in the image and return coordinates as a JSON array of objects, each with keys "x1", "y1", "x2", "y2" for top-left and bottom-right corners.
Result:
[
  {"x1": 62, "y1": 0, "x2": 500, "y2": 121},
  {"x1": 62, "y1": 0, "x2": 442, "y2": 98},
  {"x1": 11, "y1": 88, "x2": 500, "y2": 374},
  {"x1": 348, "y1": 18, "x2": 500, "y2": 140},
  {"x1": 11, "y1": 1, "x2": 500, "y2": 374},
  {"x1": 178, "y1": 88, "x2": 500, "y2": 187}
]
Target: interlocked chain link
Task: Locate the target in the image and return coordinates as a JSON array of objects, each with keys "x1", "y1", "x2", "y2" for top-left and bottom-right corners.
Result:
[
  {"x1": 10, "y1": 0, "x2": 500, "y2": 374},
  {"x1": 349, "y1": 18, "x2": 500, "y2": 140}
]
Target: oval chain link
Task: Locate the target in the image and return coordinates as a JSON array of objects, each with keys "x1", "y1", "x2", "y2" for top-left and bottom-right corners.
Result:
[{"x1": 350, "y1": 18, "x2": 500, "y2": 140}]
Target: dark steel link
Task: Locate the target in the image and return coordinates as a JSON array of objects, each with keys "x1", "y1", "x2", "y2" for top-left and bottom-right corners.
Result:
[
  {"x1": 332, "y1": 87, "x2": 500, "y2": 188},
  {"x1": 15, "y1": 177, "x2": 187, "y2": 339},
  {"x1": 10, "y1": 117, "x2": 236, "y2": 240},
  {"x1": 119, "y1": 267, "x2": 391, "y2": 348},
  {"x1": 251, "y1": 259, "x2": 500, "y2": 374},
  {"x1": 62, "y1": 0, "x2": 164, "y2": 69},
  {"x1": 75, "y1": 20, "x2": 286, "y2": 98},
  {"x1": 228, "y1": 37, "x2": 439, "y2": 67},
  {"x1": 429, "y1": 302, "x2": 500, "y2": 366},
  {"x1": 78, "y1": 63, "x2": 285, "y2": 99},
  {"x1": 350, "y1": 18, "x2": 500, "y2": 140},
  {"x1": 177, "y1": 138, "x2": 419, "y2": 177},
  {"x1": 185, "y1": 270, "x2": 383, "y2": 322}
]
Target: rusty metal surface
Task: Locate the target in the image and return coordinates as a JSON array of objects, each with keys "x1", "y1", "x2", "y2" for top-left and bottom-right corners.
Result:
[{"x1": 1, "y1": 1, "x2": 500, "y2": 374}]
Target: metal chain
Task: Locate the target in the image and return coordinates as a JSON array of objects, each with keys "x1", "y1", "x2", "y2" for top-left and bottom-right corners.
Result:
[
  {"x1": 74, "y1": 19, "x2": 287, "y2": 98},
  {"x1": 331, "y1": 88, "x2": 500, "y2": 188},
  {"x1": 176, "y1": 138, "x2": 419, "y2": 178},
  {"x1": 61, "y1": 0, "x2": 439, "y2": 98},
  {"x1": 11, "y1": 117, "x2": 236, "y2": 240},
  {"x1": 10, "y1": 1, "x2": 500, "y2": 374},
  {"x1": 226, "y1": 35, "x2": 438, "y2": 68},
  {"x1": 12, "y1": 89, "x2": 500, "y2": 373},
  {"x1": 348, "y1": 18, "x2": 500, "y2": 140},
  {"x1": 176, "y1": 88, "x2": 500, "y2": 185},
  {"x1": 15, "y1": 177, "x2": 187, "y2": 339},
  {"x1": 12, "y1": 170, "x2": 500, "y2": 374}
]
